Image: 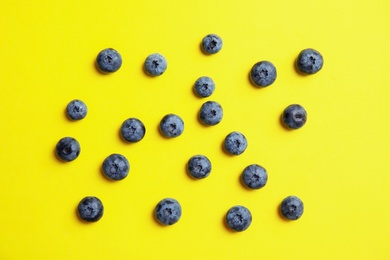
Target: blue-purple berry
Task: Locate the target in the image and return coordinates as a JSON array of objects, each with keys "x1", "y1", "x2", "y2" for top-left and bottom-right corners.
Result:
[
  {"x1": 224, "y1": 131, "x2": 248, "y2": 155},
  {"x1": 241, "y1": 164, "x2": 268, "y2": 189},
  {"x1": 96, "y1": 48, "x2": 122, "y2": 73},
  {"x1": 144, "y1": 53, "x2": 167, "y2": 76},
  {"x1": 201, "y1": 34, "x2": 223, "y2": 54},
  {"x1": 77, "y1": 196, "x2": 104, "y2": 222},
  {"x1": 199, "y1": 101, "x2": 223, "y2": 126},
  {"x1": 55, "y1": 137, "x2": 80, "y2": 162},
  {"x1": 187, "y1": 155, "x2": 212, "y2": 179},
  {"x1": 102, "y1": 154, "x2": 130, "y2": 181},
  {"x1": 250, "y1": 61, "x2": 277, "y2": 87},
  {"x1": 121, "y1": 118, "x2": 146, "y2": 143},
  {"x1": 296, "y1": 48, "x2": 323, "y2": 74},
  {"x1": 226, "y1": 205, "x2": 252, "y2": 232},
  {"x1": 154, "y1": 198, "x2": 182, "y2": 225},
  {"x1": 280, "y1": 196, "x2": 304, "y2": 220}
]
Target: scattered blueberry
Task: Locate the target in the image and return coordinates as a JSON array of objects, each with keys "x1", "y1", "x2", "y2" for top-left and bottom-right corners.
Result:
[
  {"x1": 250, "y1": 61, "x2": 277, "y2": 87},
  {"x1": 159, "y1": 114, "x2": 184, "y2": 138},
  {"x1": 194, "y1": 76, "x2": 215, "y2": 97},
  {"x1": 296, "y1": 48, "x2": 323, "y2": 74},
  {"x1": 187, "y1": 155, "x2": 212, "y2": 179},
  {"x1": 226, "y1": 205, "x2": 252, "y2": 232},
  {"x1": 102, "y1": 154, "x2": 130, "y2": 181},
  {"x1": 199, "y1": 101, "x2": 223, "y2": 126},
  {"x1": 224, "y1": 131, "x2": 248, "y2": 155},
  {"x1": 77, "y1": 196, "x2": 104, "y2": 222},
  {"x1": 154, "y1": 198, "x2": 182, "y2": 225},
  {"x1": 282, "y1": 104, "x2": 307, "y2": 129},
  {"x1": 96, "y1": 48, "x2": 122, "y2": 73},
  {"x1": 241, "y1": 164, "x2": 268, "y2": 189},
  {"x1": 66, "y1": 99, "x2": 88, "y2": 120},
  {"x1": 120, "y1": 118, "x2": 146, "y2": 143},
  {"x1": 144, "y1": 53, "x2": 167, "y2": 76},
  {"x1": 280, "y1": 196, "x2": 304, "y2": 220},
  {"x1": 55, "y1": 137, "x2": 80, "y2": 162},
  {"x1": 201, "y1": 34, "x2": 223, "y2": 54}
]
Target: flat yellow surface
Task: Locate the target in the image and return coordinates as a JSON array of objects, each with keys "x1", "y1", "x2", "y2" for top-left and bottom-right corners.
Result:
[{"x1": 0, "y1": 0, "x2": 389, "y2": 259}]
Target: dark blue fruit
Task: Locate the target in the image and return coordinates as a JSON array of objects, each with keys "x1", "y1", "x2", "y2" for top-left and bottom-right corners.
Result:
[
  {"x1": 144, "y1": 53, "x2": 167, "y2": 76},
  {"x1": 194, "y1": 76, "x2": 215, "y2": 97},
  {"x1": 224, "y1": 131, "x2": 248, "y2": 155},
  {"x1": 96, "y1": 48, "x2": 122, "y2": 73},
  {"x1": 199, "y1": 101, "x2": 223, "y2": 126},
  {"x1": 159, "y1": 114, "x2": 184, "y2": 138},
  {"x1": 282, "y1": 104, "x2": 307, "y2": 129},
  {"x1": 102, "y1": 154, "x2": 130, "y2": 181},
  {"x1": 154, "y1": 198, "x2": 182, "y2": 225},
  {"x1": 66, "y1": 99, "x2": 88, "y2": 120},
  {"x1": 280, "y1": 196, "x2": 304, "y2": 220},
  {"x1": 201, "y1": 34, "x2": 223, "y2": 54},
  {"x1": 296, "y1": 48, "x2": 323, "y2": 74},
  {"x1": 250, "y1": 61, "x2": 277, "y2": 87},
  {"x1": 55, "y1": 137, "x2": 80, "y2": 162},
  {"x1": 187, "y1": 155, "x2": 212, "y2": 179},
  {"x1": 226, "y1": 205, "x2": 252, "y2": 232},
  {"x1": 77, "y1": 196, "x2": 104, "y2": 222},
  {"x1": 241, "y1": 164, "x2": 268, "y2": 189},
  {"x1": 120, "y1": 118, "x2": 146, "y2": 143}
]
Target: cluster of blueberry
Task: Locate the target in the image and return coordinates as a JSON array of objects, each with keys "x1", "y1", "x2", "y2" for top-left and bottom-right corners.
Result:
[{"x1": 55, "y1": 34, "x2": 323, "y2": 230}]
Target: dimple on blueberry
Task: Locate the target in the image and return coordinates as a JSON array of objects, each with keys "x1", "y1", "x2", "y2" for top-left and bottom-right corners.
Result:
[
  {"x1": 250, "y1": 61, "x2": 277, "y2": 87},
  {"x1": 120, "y1": 118, "x2": 146, "y2": 143},
  {"x1": 55, "y1": 137, "x2": 80, "y2": 162},
  {"x1": 226, "y1": 205, "x2": 252, "y2": 232},
  {"x1": 224, "y1": 131, "x2": 248, "y2": 155},
  {"x1": 159, "y1": 114, "x2": 184, "y2": 138},
  {"x1": 201, "y1": 34, "x2": 223, "y2": 54},
  {"x1": 96, "y1": 48, "x2": 122, "y2": 73},
  {"x1": 77, "y1": 196, "x2": 104, "y2": 222},
  {"x1": 144, "y1": 53, "x2": 167, "y2": 76},
  {"x1": 199, "y1": 101, "x2": 223, "y2": 126},
  {"x1": 282, "y1": 104, "x2": 307, "y2": 129},
  {"x1": 296, "y1": 48, "x2": 323, "y2": 74},
  {"x1": 280, "y1": 196, "x2": 304, "y2": 220},
  {"x1": 102, "y1": 153, "x2": 130, "y2": 181},
  {"x1": 154, "y1": 198, "x2": 182, "y2": 226},
  {"x1": 194, "y1": 76, "x2": 215, "y2": 98},
  {"x1": 241, "y1": 164, "x2": 268, "y2": 189},
  {"x1": 187, "y1": 155, "x2": 212, "y2": 179},
  {"x1": 66, "y1": 99, "x2": 88, "y2": 120}
]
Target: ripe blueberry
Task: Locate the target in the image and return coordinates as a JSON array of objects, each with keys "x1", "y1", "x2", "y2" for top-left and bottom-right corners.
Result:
[
  {"x1": 144, "y1": 53, "x2": 167, "y2": 76},
  {"x1": 159, "y1": 114, "x2": 184, "y2": 138},
  {"x1": 194, "y1": 76, "x2": 215, "y2": 97},
  {"x1": 280, "y1": 196, "x2": 304, "y2": 220},
  {"x1": 187, "y1": 155, "x2": 212, "y2": 179},
  {"x1": 199, "y1": 101, "x2": 223, "y2": 126},
  {"x1": 250, "y1": 61, "x2": 277, "y2": 87},
  {"x1": 120, "y1": 118, "x2": 146, "y2": 143},
  {"x1": 241, "y1": 164, "x2": 268, "y2": 189},
  {"x1": 296, "y1": 48, "x2": 323, "y2": 74},
  {"x1": 201, "y1": 34, "x2": 223, "y2": 54},
  {"x1": 154, "y1": 198, "x2": 182, "y2": 225},
  {"x1": 226, "y1": 205, "x2": 252, "y2": 232},
  {"x1": 66, "y1": 99, "x2": 88, "y2": 120},
  {"x1": 96, "y1": 48, "x2": 122, "y2": 73},
  {"x1": 224, "y1": 131, "x2": 248, "y2": 155},
  {"x1": 55, "y1": 137, "x2": 80, "y2": 162},
  {"x1": 102, "y1": 154, "x2": 130, "y2": 181},
  {"x1": 77, "y1": 196, "x2": 104, "y2": 222},
  {"x1": 282, "y1": 104, "x2": 307, "y2": 129}
]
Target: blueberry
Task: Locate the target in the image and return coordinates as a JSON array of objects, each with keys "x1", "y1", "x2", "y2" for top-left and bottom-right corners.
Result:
[
  {"x1": 120, "y1": 118, "x2": 146, "y2": 143},
  {"x1": 201, "y1": 34, "x2": 223, "y2": 54},
  {"x1": 241, "y1": 164, "x2": 268, "y2": 189},
  {"x1": 280, "y1": 196, "x2": 304, "y2": 220},
  {"x1": 282, "y1": 104, "x2": 307, "y2": 129},
  {"x1": 96, "y1": 48, "x2": 122, "y2": 73},
  {"x1": 296, "y1": 48, "x2": 323, "y2": 74},
  {"x1": 154, "y1": 198, "x2": 182, "y2": 225},
  {"x1": 226, "y1": 205, "x2": 252, "y2": 232},
  {"x1": 102, "y1": 154, "x2": 130, "y2": 181},
  {"x1": 224, "y1": 131, "x2": 248, "y2": 155},
  {"x1": 199, "y1": 101, "x2": 223, "y2": 126},
  {"x1": 250, "y1": 61, "x2": 277, "y2": 87},
  {"x1": 77, "y1": 196, "x2": 104, "y2": 222},
  {"x1": 187, "y1": 155, "x2": 212, "y2": 179},
  {"x1": 55, "y1": 137, "x2": 80, "y2": 162},
  {"x1": 159, "y1": 114, "x2": 184, "y2": 138},
  {"x1": 194, "y1": 76, "x2": 215, "y2": 97},
  {"x1": 144, "y1": 53, "x2": 167, "y2": 76},
  {"x1": 66, "y1": 99, "x2": 88, "y2": 120}
]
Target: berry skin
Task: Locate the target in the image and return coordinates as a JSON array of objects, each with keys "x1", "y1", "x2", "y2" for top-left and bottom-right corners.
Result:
[
  {"x1": 96, "y1": 48, "x2": 122, "y2": 73},
  {"x1": 241, "y1": 164, "x2": 268, "y2": 189},
  {"x1": 144, "y1": 53, "x2": 167, "y2": 76},
  {"x1": 199, "y1": 101, "x2": 223, "y2": 126},
  {"x1": 102, "y1": 154, "x2": 130, "y2": 181},
  {"x1": 226, "y1": 205, "x2": 252, "y2": 232},
  {"x1": 280, "y1": 196, "x2": 304, "y2": 220},
  {"x1": 55, "y1": 137, "x2": 80, "y2": 162},
  {"x1": 66, "y1": 99, "x2": 88, "y2": 120},
  {"x1": 154, "y1": 198, "x2": 182, "y2": 225},
  {"x1": 77, "y1": 196, "x2": 104, "y2": 222},
  {"x1": 296, "y1": 48, "x2": 323, "y2": 74},
  {"x1": 201, "y1": 34, "x2": 223, "y2": 54},
  {"x1": 282, "y1": 104, "x2": 307, "y2": 129},
  {"x1": 120, "y1": 118, "x2": 146, "y2": 143},
  {"x1": 224, "y1": 131, "x2": 248, "y2": 155},
  {"x1": 187, "y1": 155, "x2": 212, "y2": 179},
  {"x1": 194, "y1": 76, "x2": 215, "y2": 97},
  {"x1": 159, "y1": 114, "x2": 184, "y2": 138},
  {"x1": 250, "y1": 61, "x2": 277, "y2": 87}
]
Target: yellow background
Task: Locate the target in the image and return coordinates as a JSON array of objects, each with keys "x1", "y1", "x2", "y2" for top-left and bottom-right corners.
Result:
[{"x1": 0, "y1": 0, "x2": 389, "y2": 259}]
